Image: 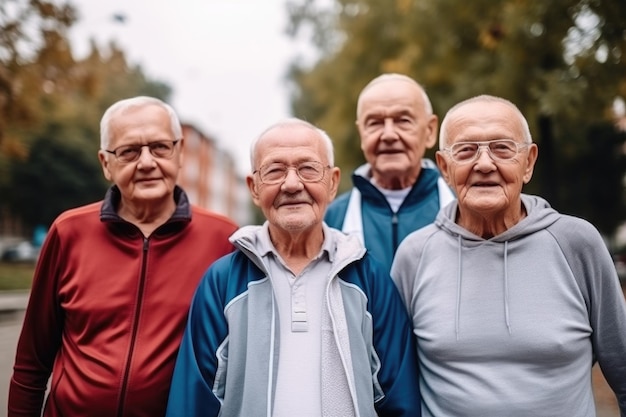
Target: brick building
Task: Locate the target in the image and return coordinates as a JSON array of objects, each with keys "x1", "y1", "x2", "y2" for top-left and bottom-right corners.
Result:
[{"x1": 178, "y1": 123, "x2": 252, "y2": 226}]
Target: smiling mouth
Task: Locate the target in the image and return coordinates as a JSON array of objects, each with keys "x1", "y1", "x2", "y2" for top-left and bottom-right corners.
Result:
[{"x1": 281, "y1": 201, "x2": 308, "y2": 207}]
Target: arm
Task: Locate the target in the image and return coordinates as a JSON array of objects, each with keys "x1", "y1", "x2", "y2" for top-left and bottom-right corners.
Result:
[
  {"x1": 165, "y1": 260, "x2": 230, "y2": 417},
  {"x1": 368, "y1": 257, "x2": 421, "y2": 417},
  {"x1": 550, "y1": 218, "x2": 626, "y2": 416},
  {"x1": 8, "y1": 226, "x2": 64, "y2": 417}
]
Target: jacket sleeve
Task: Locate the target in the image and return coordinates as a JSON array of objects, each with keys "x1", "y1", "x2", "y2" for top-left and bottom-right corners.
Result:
[
  {"x1": 550, "y1": 218, "x2": 626, "y2": 416},
  {"x1": 8, "y1": 225, "x2": 63, "y2": 417},
  {"x1": 366, "y1": 256, "x2": 421, "y2": 417},
  {"x1": 165, "y1": 260, "x2": 230, "y2": 417}
]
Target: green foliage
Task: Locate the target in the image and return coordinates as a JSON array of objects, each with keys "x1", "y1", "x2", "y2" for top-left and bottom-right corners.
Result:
[
  {"x1": 0, "y1": 262, "x2": 34, "y2": 290},
  {"x1": 286, "y1": 0, "x2": 626, "y2": 235},
  {"x1": 8, "y1": 133, "x2": 109, "y2": 227},
  {"x1": 0, "y1": 0, "x2": 173, "y2": 233}
]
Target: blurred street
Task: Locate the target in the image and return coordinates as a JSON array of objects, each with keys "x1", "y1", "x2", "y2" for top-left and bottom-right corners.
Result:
[{"x1": 1, "y1": 308, "x2": 25, "y2": 416}]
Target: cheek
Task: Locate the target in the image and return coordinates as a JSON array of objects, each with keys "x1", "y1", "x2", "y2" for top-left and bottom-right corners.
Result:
[
  {"x1": 360, "y1": 134, "x2": 377, "y2": 155},
  {"x1": 450, "y1": 166, "x2": 469, "y2": 185}
]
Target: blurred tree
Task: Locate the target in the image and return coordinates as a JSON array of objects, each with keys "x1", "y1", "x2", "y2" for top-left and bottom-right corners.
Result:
[
  {"x1": 10, "y1": 132, "x2": 107, "y2": 228},
  {"x1": 0, "y1": 0, "x2": 77, "y2": 181},
  {"x1": 0, "y1": 0, "x2": 172, "y2": 234},
  {"x1": 285, "y1": 0, "x2": 626, "y2": 236}
]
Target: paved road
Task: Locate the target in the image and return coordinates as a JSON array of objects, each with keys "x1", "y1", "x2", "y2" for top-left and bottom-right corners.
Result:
[{"x1": 0, "y1": 310, "x2": 25, "y2": 417}]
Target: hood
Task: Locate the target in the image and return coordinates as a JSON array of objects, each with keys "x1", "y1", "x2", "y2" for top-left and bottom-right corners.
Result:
[
  {"x1": 229, "y1": 222, "x2": 367, "y2": 277},
  {"x1": 433, "y1": 194, "x2": 561, "y2": 338},
  {"x1": 435, "y1": 193, "x2": 560, "y2": 243}
]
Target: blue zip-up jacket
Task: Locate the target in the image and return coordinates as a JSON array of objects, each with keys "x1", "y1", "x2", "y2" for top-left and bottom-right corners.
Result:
[
  {"x1": 325, "y1": 162, "x2": 451, "y2": 273},
  {"x1": 165, "y1": 223, "x2": 420, "y2": 417}
]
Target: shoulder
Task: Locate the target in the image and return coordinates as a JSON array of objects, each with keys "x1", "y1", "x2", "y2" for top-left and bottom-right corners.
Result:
[
  {"x1": 392, "y1": 224, "x2": 441, "y2": 271},
  {"x1": 53, "y1": 201, "x2": 103, "y2": 228},
  {"x1": 190, "y1": 205, "x2": 238, "y2": 230},
  {"x1": 399, "y1": 223, "x2": 441, "y2": 249},
  {"x1": 546, "y1": 214, "x2": 604, "y2": 247}
]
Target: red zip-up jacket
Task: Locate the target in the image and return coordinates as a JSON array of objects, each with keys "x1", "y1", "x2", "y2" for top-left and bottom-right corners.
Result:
[{"x1": 8, "y1": 186, "x2": 238, "y2": 417}]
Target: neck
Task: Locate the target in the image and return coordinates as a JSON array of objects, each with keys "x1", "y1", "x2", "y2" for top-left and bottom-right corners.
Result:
[
  {"x1": 371, "y1": 169, "x2": 419, "y2": 190},
  {"x1": 268, "y1": 226, "x2": 325, "y2": 275},
  {"x1": 457, "y1": 204, "x2": 527, "y2": 239},
  {"x1": 118, "y1": 198, "x2": 176, "y2": 237}
]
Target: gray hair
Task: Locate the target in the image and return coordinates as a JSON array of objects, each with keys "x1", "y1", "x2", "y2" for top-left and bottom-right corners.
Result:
[
  {"x1": 356, "y1": 73, "x2": 434, "y2": 117},
  {"x1": 249, "y1": 118, "x2": 335, "y2": 171},
  {"x1": 100, "y1": 96, "x2": 182, "y2": 151},
  {"x1": 439, "y1": 95, "x2": 532, "y2": 149}
]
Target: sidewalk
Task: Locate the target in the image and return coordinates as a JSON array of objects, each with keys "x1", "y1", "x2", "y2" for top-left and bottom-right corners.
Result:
[{"x1": 0, "y1": 290, "x2": 29, "y2": 313}]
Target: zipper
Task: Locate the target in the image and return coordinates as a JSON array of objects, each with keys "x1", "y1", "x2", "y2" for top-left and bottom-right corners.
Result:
[
  {"x1": 391, "y1": 212, "x2": 399, "y2": 254},
  {"x1": 116, "y1": 236, "x2": 150, "y2": 416}
]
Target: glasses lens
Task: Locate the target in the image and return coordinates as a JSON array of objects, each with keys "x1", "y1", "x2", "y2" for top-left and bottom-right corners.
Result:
[
  {"x1": 149, "y1": 141, "x2": 175, "y2": 158},
  {"x1": 450, "y1": 143, "x2": 479, "y2": 162},
  {"x1": 297, "y1": 162, "x2": 324, "y2": 181},
  {"x1": 259, "y1": 164, "x2": 286, "y2": 184},
  {"x1": 116, "y1": 146, "x2": 140, "y2": 163},
  {"x1": 488, "y1": 140, "x2": 517, "y2": 160}
]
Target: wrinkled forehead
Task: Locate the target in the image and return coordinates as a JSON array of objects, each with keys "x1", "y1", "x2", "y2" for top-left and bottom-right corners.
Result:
[
  {"x1": 445, "y1": 102, "x2": 524, "y2": 142},
  {"x1": 254, "y1": 125, "x2": 326, "y2": 165},
  {"x1": 357, "y1": 78, "x2": 426, "y2": 118}
]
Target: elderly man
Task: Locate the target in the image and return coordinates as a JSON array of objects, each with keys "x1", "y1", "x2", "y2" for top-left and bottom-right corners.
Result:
[
  {"x1": 165, "y1": 118, "x2": 420, "y2": 417},
  {"x1": 8, "y1": 96, "x2": 238, "y2": 417},
  {"x1": 325, "y1": 73, "x2": 455, "y2": 273},
  {"x1": 391, "y1": 95, "x2": 626, "y2": 416}
]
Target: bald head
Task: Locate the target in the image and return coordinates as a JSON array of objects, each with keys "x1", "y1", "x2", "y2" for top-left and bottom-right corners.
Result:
[
  {"x1": 438, "y1": 95, "x2": 532, "y2": 149},
  {"x1": 356, "y1": 73, "x2": 433, "y2": 118},
  {"x1": 249, "y1": 118, "x2": 335, "y2": 171}
]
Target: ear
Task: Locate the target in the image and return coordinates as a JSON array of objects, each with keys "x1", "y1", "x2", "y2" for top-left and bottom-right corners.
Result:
[
  {"x1": 328, "y1": 166, "x2": 341, "y2": 201},
  {"x1": 98, "y1": 150, "x2": 113, "y2": 182},
  {"x1": 435, "y1": 151, "x2": 452, "y2": 185},
  {"x1": 177, "y1": 138, "x2": 185, "y2": 167},
  {"x1": 522, "y1": 143, "x2": 539, "y2": 184},
  {"x1": 424, "y1": 114, "x2": 439, "y2": 149},
  {"x1": 246, "y1": 174, "x2": 261, "y2": 207}
]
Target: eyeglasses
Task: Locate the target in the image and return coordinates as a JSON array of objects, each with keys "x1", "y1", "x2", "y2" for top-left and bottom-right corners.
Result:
[
  {"x1": 104, "y1": 140, "x2": 180, "y2": 163},
  {"x1": 443, "y1": 139, "x2": 529, "y2": 163},
  {"x1": 254, "y1": 161, "x2": 330, "y2": 185}
]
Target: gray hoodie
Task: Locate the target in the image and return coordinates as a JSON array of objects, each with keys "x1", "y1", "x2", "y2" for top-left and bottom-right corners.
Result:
[{"x1": 391, "y1": 193, "x2": 626, "y2": 417}]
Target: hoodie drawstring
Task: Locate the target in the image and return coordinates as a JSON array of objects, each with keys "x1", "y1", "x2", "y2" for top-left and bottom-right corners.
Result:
[
  {"x1": 455, "y1": 235, "x2": 462, "y2": 340},
  {"x1": 455, "y1": 236, "x2": 512, "y2": 339},
  {"x1": 503, "y1": 240, "x2": 512, "y2": 334}
]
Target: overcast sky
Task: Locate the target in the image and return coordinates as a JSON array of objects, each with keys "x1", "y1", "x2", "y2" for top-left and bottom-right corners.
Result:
[{"x1": 69, "y1": 0, "x2": 300, "y2": 176}]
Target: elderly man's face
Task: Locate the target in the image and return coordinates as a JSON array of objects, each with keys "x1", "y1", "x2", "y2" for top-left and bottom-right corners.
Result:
[
  {"x1": 247, "y1": 125, "x2": 340, "y2": 235},
  {"x1": 436, "y1": 101, "x2": 538, "y2": 220},
  {"x1": 98, "y1": 104, "x2": 182, "y2": 208},
  {"x1": 356, "y1": 79, "x2": 437, "y2": 189}
]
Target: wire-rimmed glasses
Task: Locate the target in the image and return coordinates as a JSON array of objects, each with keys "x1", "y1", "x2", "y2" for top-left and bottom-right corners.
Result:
[
  {"x1": 254, "y1": 161, "x2": 330, "y2": 184},
  {"x1": 443, "y1": 139, "x2": 529, "y2": 164}
]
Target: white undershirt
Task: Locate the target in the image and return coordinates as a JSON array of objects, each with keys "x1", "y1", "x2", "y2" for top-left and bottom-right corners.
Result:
[
  {"x1": 374, "y1": 183, "x2": 412, "y2": 213},
  {"x1": 266, "y1": 249, "x2": 331, "y2": 417}
]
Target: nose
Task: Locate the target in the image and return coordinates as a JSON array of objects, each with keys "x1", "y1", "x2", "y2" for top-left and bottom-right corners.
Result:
[
  {"x1": 137, "y1": 145, "x2": 156, "y2": 165},
  {"x1": 381, "y1": 118, "x2": 398, "y2": 140},
  {"x1": 473, "y1": 145, "x2": 496, "y2": 170},
  {"x1": 281, "y1": 167, "x2": 304, "y2": 190}
]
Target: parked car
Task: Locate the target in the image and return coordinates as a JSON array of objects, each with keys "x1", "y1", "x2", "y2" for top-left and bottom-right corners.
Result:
[{"x1": 1, "y1": 241, "x2": 40, "y2": 263}]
